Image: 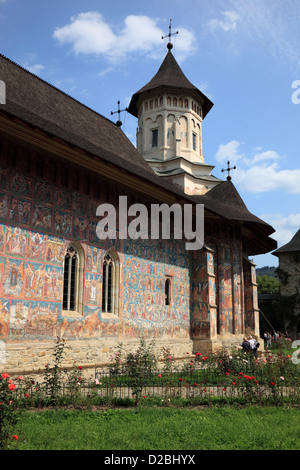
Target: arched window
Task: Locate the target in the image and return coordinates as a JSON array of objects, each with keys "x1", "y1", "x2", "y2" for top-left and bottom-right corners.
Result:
[
  {"x1": 102, "y1": 251, "x2": 120, "y2": 316},
  {"x1": 63, "y1": 243, "x2": 84, "y2": 314},
  {"x1": 165, "y1": 277, "x2": 171, "y2": 306},
  {"x1": 152, "y1": 129, "x2": 158, "y2": 147}
]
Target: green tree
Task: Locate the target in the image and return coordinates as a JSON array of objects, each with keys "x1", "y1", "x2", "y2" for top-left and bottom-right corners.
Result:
[{"x1": 257, "y1": 275, "x2": 280, "y2": 294}]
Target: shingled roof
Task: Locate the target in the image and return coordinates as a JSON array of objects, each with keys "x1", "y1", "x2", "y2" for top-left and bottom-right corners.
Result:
[
  {"x1": 0, "y1": 53, "x2": 190, "y2": 200},
  {"x1": 192, "y1": 180, "x2": 277, "y2": 255},
  {"x1": 194, "y1": 179, "x2": 269, "y2": 225},
  {"x1": 127, "y1": 50, "x2": 214, "y2": 118},
  {"x1": 273, "y1": 229, "x2": 300, "y2": 256}
]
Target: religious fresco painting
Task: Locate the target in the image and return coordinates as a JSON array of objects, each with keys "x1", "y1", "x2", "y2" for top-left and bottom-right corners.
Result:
[
  {"x1": 244, "y1": 260, "x2": 257, "y2": 333},
  {"x1": 121, "y1": 239, "x2": 190, "y2": 340},
  {"x1": 190, "y1": 249, "x2": 211, "y2": 340},
  {"x1": 0, "y1": 165, "x2": 194, "y2": 344},
  {"x1": 0, "y1": 160, "x2": 262, "y2": 351}
]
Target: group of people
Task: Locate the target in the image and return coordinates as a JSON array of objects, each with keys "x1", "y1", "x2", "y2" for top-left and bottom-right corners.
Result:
[
  {"x1": 240, "y1": 333, "x2": 260, "y2": 356},
  {"x1": 263, "y1": 330, "x2": 288, "y2": 348}
]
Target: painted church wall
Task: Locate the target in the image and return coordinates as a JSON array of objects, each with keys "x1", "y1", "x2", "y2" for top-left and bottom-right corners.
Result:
[
  {"x1": 190, "y1": 249, "x2": 211, "y2": 340},
  {"x1": 0, "y1": 161, "x2": 191, "y2": 352},
  {"x1": 243, "y1": 259, "x2": 259, "y2": 335}
]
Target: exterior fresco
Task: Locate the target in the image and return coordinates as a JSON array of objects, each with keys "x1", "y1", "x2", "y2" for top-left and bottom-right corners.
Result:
[
  {"x1": 190, "y1": 249, "x2": 211, "y2": 340},
  {"x1": 243, "y1": 259, "x2": 259, "y2": 335},
  {"x1": 122, "y1": 238, "x2": 190, "y2": 340},
  {"x1": 0, "y1": 164, "x2": 191, "y2": 344},
  {"x1": 0, "y1": 159, "x2": 259, "y2": 362}
]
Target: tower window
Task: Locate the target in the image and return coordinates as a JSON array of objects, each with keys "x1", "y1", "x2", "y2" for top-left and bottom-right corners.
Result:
[
  {"x1": 192, "y1": 133, "x2": 197, "y2": 151},
  {"x1": 63, "y1": 244, "x2": 84, "y2": 313},
  {"x1": 152, "y1": 129, "x2": 158, "y2": 147}
]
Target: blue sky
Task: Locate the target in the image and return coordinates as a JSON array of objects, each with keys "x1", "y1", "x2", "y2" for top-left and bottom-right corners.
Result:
[{"x1": 1, "y1": 0, "x2": 300, "y2": 268}]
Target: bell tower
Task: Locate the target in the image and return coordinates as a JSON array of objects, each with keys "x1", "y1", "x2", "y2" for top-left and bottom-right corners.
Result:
[{"x1": 127, "y1": 22, "x2": 221, "y2": 195}]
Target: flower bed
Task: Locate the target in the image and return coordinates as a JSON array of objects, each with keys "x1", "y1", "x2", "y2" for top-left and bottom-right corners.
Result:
[{"x1": 1, "y1": 338, "x2": 299, "y2": 449}]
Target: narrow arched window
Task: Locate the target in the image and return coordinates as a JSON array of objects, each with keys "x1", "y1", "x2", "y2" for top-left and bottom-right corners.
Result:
[
  {"x1": 165, "y1": 278, "x2": 171, "y2": 306},
  {"x1": 102, "y1": 253, "x2": 113, "y2": 313},
  {"x1": 152, "y1": 129, "x2": 158, "y2": 147},
  {"x1": 102, "y1": 251, "x2": 120, "y2": 316},
  {"x1": 63, "y1": 243, "x2": 84, "y2": 314}
]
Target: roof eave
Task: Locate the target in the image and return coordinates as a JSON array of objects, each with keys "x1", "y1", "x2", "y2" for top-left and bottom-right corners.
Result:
[{"x1": 127, "y1": 85, "x2": 214, "y2": 118}]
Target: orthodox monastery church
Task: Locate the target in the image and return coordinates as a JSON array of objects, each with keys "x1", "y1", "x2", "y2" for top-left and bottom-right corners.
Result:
[{"x1": 0, "y1": 41, "x2": 276, "y2": 373}]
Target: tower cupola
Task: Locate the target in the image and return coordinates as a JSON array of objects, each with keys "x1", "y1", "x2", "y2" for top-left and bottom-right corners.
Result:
[{"x1": 128, "y1": 40, "x2": 221, "y2": 195}]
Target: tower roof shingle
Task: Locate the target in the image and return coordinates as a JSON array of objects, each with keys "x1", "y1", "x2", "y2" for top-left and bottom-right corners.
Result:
[{"x1": 127, "y1": 50, "x2": 214, "y2": 118}]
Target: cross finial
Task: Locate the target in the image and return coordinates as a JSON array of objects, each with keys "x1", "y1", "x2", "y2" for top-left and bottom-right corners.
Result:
[
  {"x1": 162, "y1": 19, "x2": 178, "y2": 51},
  {"x1": 111, "y1": 100, "x2": 128, "y2": 127},
  {"x1": 221, "y1": 161, "x2": 237, "y2": 181}
]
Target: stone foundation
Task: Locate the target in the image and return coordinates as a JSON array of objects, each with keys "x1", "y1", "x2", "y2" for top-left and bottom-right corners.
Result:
[
  {"x1": 1, "y1": 337, "x2": 195, "y2": 377},
  {"x1": 1, "y1": 333, "x2": 264, "y2": 379},
  {"x1": 193, "y1": 334, "x2": 264, "y2": 355}
]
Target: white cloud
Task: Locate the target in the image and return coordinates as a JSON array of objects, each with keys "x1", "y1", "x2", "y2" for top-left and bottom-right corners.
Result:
[
  {"x1": 174, "y1": 27, "x2": 196, "y2": 61},
  {"x1": 98, "y1": 67, "x2": 114, "y2": 77},
  {"x1": 21, "y1": 54, "x2": 45, "y2": 76},
  {"x1": 215, "y1": 140, "x2": 300, "y2": 194},
  {"x1": 118, "y1": 15, "x2": 162, "y2": 54},
  {"x1": 208, "y1": 10, "x2": 240, "y2": 33},
  {"x1": 259, "y1": 212, "x2": 300, "y2": 248},
  {"x1": 215, "y1": 140, "x2": 244, "y2": 164},
  {"x1": 53, "y1": 12, "x2": 117, "y2": 56},
  {"x1": 26, "y1": 63, "x2": 45, "y2": 75},
  {"x1": 242, "y1": 149, "x2": 282, "y2": 167},
  {"x1": 248, "y1": 150, "x2": 281, "y2": 165},
  {"x1": 53, "y1": 12, "x2": 195, "y2": 62},
  {"x1": 235, "y1": 163, "x2": 300, "y2": 194}
]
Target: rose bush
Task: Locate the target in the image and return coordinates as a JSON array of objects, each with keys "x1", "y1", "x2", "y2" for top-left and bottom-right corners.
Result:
[{"x1": 0, "y1": 372, "x2": 21, "y2": 449}]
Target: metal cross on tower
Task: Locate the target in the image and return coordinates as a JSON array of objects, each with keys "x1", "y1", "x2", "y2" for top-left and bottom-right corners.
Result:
[
  {"x1": 111, "y1": 100, "x2": 128, "y2": 127},
  {"x1": 162, "y1": 19, "x2": 179, "y2": 51},
  {"x1": 221, "y1": 161, "x2": 237, "y2": 180}
]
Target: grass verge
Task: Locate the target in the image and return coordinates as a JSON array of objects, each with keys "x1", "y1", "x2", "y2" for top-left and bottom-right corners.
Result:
[{"x1": 17, "y1": 405, "x2": 300, "y2": 450}]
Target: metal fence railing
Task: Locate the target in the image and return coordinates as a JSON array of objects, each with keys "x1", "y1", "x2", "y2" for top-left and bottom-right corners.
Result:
[
  {"x1": 91, "y1": 366, "x2": 300, "y2": 402},
  {"x1": 11, "y1": 361, "x2": 300, "y2": 404}
]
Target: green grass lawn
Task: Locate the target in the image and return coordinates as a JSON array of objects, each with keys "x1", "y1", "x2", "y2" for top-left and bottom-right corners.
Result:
[{"x1": 17, "y1": 406, "x2": 300, "y2": 450}]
